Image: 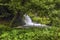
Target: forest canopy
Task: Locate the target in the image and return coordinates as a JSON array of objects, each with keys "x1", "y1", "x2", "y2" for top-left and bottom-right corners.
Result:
[{"x1": 0, "y1": 0, "x2": 60, "y2": 27}]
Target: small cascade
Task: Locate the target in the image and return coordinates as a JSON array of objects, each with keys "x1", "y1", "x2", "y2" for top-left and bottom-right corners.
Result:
[{"x1": 23, "y1": 14, "x2": 47, "y2": 27}]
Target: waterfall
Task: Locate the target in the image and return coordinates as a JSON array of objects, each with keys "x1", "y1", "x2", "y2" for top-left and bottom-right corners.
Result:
[
  {"x1": 24, "y1": 14, "x2": 32, "y2": 24},
  {"x1": 23, "y1": 14, "x2": 47, "y2": 27}
]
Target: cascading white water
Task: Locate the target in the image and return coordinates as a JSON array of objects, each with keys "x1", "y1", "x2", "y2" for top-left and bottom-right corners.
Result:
[
  {"x1": 23, "y1": 14, "x2": 47, "y2": 27},
  {"x1": 24, "y1": 14, "x2": 33, "y2": 24}
]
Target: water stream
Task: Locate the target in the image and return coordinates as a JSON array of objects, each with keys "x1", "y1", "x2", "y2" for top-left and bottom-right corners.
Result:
[{"x1": 23, "y1": 14, "x2": 47, "y2": 27}]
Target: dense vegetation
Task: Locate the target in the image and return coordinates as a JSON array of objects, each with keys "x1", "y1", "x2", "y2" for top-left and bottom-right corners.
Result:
[
  {"x1": 0, "y1": 0, "x2": 60, "y2": 27},
  {"x1": 0, "y1": 25, "x2": 60, "y2": 40},
  {"x1": 0, "y1": 0, "x2": 60, "y2": 40}
]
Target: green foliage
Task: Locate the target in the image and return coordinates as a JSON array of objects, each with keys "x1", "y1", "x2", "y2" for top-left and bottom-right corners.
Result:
[
  {"x1": 0, "y1": 0, "x2": 60, "y2": 40},
  {"x1": 0, "y1": 26, "x2": 60, "y2": 40},
  {"x1": 0, "y1": 0, "x2": 60, "y2": 27}
]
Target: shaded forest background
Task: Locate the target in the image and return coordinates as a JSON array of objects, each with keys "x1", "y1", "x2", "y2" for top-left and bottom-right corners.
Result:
[{"x1": 0, "y1": 0, "x2": 60, "y2": 27}]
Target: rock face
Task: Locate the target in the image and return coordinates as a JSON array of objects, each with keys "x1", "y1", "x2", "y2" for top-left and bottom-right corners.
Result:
[
  {"x1": 12, "y1": 13, "x2": 25, "y2": 27},
  {"x1": 23, "y1": 14, "x2": 47, "y2": 27}
]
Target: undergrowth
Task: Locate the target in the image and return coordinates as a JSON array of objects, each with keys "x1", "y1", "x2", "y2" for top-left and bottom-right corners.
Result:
[{"x1": 0, "y1": 25, "x2": 60, "y2": 40}]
